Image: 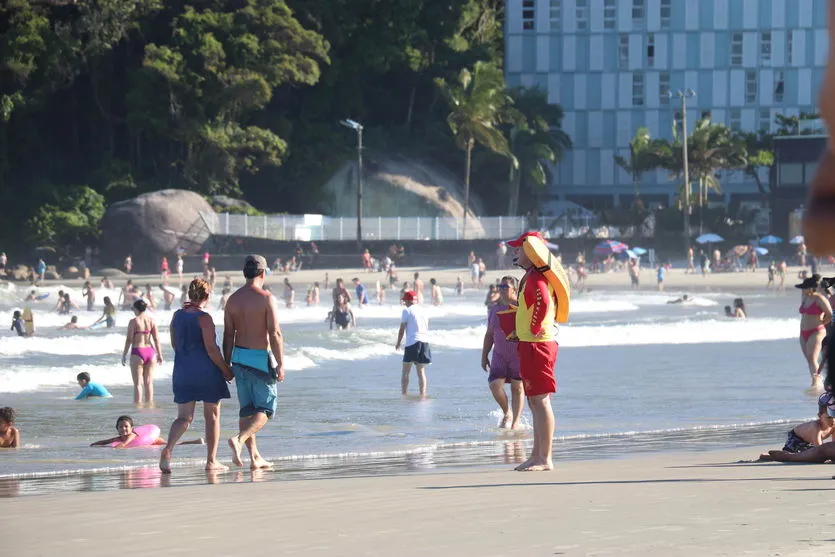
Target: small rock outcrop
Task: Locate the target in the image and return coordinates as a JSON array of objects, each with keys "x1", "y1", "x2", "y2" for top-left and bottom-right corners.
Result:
[{"x1": 99, "y1": 189, "x2": 213, "y2": 270}]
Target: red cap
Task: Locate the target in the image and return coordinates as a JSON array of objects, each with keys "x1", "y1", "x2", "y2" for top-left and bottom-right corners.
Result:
[
  {"x1": 507, "y1": 231, "x2": 544, "y2": 248},
  {"x1": 401, "y1": 290, "x2": 417, "y2": 302}
]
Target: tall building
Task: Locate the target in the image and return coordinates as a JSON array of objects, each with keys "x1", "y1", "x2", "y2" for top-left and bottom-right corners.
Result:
[{"x1": 504, "y1": 0, "x2": 830, "y2": 210}]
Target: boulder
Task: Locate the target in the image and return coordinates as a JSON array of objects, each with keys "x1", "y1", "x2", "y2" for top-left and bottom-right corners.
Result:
[
  {"x1": 11, "y1": 264, "x2": 30, "y2": 281},
  {"x1": 98, "y1": 267, "x2": 126, "y2": 278},
  {"x1": 99, "y1": 189, "x2": 214, "y2": 271},
  {"x1": 63, "y1": 266, "x2": 82, "y2": 279},
  {"x1": 44, "y1": 270, "x2": 61, "y2": 280}
]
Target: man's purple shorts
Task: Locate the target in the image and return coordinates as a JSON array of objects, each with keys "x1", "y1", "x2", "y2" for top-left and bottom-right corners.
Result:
[{"x1": 488, "y1": 355, "x2": 521, "y2": 383}]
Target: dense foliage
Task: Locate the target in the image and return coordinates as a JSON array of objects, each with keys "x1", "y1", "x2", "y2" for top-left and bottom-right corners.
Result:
[{"x1": 0, "y1": 0, "x2": 535, "y2": 250}]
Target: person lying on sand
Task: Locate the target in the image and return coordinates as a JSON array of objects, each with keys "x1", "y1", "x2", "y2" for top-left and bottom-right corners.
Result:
[{"x1": 760, "y1": 395, "x2": 835, "y2": 462}]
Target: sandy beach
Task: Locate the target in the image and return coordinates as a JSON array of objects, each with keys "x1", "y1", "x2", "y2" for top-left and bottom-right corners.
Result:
[{"x1": 7, "y1": 447, "x2": 834, "y2": 556}]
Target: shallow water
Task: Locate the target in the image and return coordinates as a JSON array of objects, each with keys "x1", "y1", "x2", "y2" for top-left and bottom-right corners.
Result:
[{"x1": 0, "y1": 280, "x2": 819, "y2": 497}]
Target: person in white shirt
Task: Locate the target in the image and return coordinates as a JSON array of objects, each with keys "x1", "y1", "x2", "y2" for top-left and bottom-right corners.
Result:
[{"x1": 395, "y1": 290, "x2": 431, "y2": 396}]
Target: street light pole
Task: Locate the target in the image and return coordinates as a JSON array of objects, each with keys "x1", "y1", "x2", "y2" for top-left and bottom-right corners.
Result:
[
  {"x1": 340, "y1": 119, "x2": 364, "y2": 247},
  {"x1": 673, "y1": 89, "x2": 696, "y2": 240}
]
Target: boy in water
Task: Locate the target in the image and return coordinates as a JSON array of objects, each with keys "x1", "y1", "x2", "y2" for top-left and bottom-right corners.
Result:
[
  {"x1": 0, "y1": 407, "x2": 20, "y2": 448},
  {"x1": 759, "y1": 395, "x2": 835, "y2": 461},
  {"x1": 75, "y1": 372, "x2": 112, "y2": 400}
]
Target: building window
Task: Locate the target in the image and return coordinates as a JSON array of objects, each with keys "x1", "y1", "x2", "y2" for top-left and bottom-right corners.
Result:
[
  {"x1": 522, "y1": 0, "x2": 535, "y2": 30},
  {"x1": 759, "y1": 109, "x2": 771, "y2": 131},
  {"x1": 731, "y1": 33, "x2": 743, "y2": 67},
  {"x1": 746, "y1": 70, "x2": 758, "y2": 104},
  {"x1": 775, "y1": 71, "x2": 785, "y2": 103},
  {"x1": 787, "y1": 31, "x2": 793, "y2": 64},
  {"x1": 619, "y1": 34, "x2": 629, "y2": 67},
  {"x1": 549, "y1": 0, "x2": 561, "y2": 31},
  {"x1": 604, "y1": 0, "x2": 616, "y2": 29},
  {"x1": 660, "y1": 0, "x2": 672, "y2": 29},
  {"x1": 659, "y1": 72, "x2": 670, "y2": 104},
  {"x1": 760, "y1": 32, "x2": 772, "y2": 65},
  {"x1": 632, "y1": 72, "x2": 645, "y2": 106},
  {"x1": 632, "y1": 0, "x2": 645, "y2": 30},
  {"x1": 730, "y1": 108, "x2": 742, "y2": 130},
  {"x1": 647, "y1": 34, "x2": 655, "y2": 67},
  {"x1": 576, "y1": 0, "x2": 588, "y2": 30},
  {"x1": 779, "y1": 163, "x2": 804, "y2": 184}
]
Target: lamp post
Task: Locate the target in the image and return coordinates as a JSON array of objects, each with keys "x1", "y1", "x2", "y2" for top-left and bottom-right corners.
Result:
[
  {"x1": 671, "y1": 89, "x2": 696, "y2": 239},
  {"x1": 340, "y1": 119, "x2": 364, "y2": 246}
]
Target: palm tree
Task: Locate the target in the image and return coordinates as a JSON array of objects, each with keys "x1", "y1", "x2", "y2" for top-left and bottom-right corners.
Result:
[
  {"x1": 506, "y1": 87, "x2": 572, "y2": 216},
  {"x1": 436, "y1": 62, "x2": 514, "y2": 238},
  {"x1": 613, "y1": 128, "x2": 664, "y2": 202},
  {"x1": 686, "y1": 119, "x2": 747, "y2": 205}
]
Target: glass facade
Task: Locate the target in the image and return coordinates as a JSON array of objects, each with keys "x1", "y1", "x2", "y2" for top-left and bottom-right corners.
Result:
[{"x1": 505, "y1": 0, "x2": 830, "y2": 205}]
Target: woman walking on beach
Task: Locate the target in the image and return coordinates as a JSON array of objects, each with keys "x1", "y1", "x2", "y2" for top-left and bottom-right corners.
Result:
[
  {"x1": 797, "y1": 275, "x2": 832, "y2": 389},
  {"x1": 122, "y1": 299, "x2": 163, "y2": 404},
  {"x1": 160, "y1": 278, "x2": 232, "y2": 473}
]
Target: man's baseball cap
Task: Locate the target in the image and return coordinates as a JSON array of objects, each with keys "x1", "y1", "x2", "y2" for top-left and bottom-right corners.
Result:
[
  {"x1": 507, "y1": 231, "x2": 545, "y2": 248},
  {"x1": 243, "y1": 254, "x2": 267, "y2": 273},
  {"x1": 401, "y1": 290, "x2": 417, "y2": 302}
]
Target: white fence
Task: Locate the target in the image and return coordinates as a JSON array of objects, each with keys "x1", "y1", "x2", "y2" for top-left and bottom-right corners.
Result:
[{"x1": 201, "y1": 213, "x2": 555, "y2": 241}]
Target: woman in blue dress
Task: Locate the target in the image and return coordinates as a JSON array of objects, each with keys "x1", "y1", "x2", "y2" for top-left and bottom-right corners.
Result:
[{"x1": 160, "y1": 278, "x2": 233, "y2": 473}]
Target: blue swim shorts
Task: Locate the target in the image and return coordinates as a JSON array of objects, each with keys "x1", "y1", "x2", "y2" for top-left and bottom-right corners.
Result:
[
  {"x1": 232, "y1": 363, "x2": 278, "y2": 419},
  {"x1": 403, "y1": 341, "x2": 432, "y2": 365}
]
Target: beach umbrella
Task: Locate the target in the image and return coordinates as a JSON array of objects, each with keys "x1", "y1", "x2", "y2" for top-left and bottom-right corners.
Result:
[
  {"x1": 755, "y1": 247, "x2": 769, "y2": 255},
  {"x1": 623, "y1": 249, "x2": 638, "y2": 259},
  {"x1": 731, "y1": 245, "x2": 749, "y2": 257},
  {"x1": 758, "y1": 235, "x2": 783, "y2": 245},
  {"x1": 695, "y1": 233, "x2": 723, "y2": 244},
  {"x1": 594, "y1": 240, "x2": 628, "y2": 255},
  {"x1": 790, "y1": 235, "x2": 805, "y2": 244},
  {"x1": 631, "y1": 247, "x2": 648, "y2": 255}
]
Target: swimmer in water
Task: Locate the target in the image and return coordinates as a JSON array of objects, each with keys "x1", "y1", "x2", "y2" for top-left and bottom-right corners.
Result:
[
  {"x1": 667, "y1": 294, "x2": 691, "y2": 304},
  {"x1": 0, "y1": 407, "x2": 20, "y2": 448},
  {"x1": 61, "y1": 316, "x2": 86, "y2": 329},
  {"x1": 91, "y1": 415, "x2": 203, "y2": 448},
  {"x1": 327, "y1": 294, "x2": 356, "y2": 330}
]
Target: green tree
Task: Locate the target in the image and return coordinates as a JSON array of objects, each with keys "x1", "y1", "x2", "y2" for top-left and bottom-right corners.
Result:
[
  {"x1": 436, "y1": 61, "x2": 514, "y2": 237},
  {"x1": 25, "y1": 186, "x2": 106, "y2": 249},
  {"x1": 685, "y1": 119, "x2": 747, "y2": 205},
  {"x1": 733, "y1": 130, "x2": 774, "y2": 195},
  {"x1": 613, "y1": 128, "x2": 665, "y2": 202},
  {"x1": 506, "y1": 87, "x2": 571, "y2": 216}
]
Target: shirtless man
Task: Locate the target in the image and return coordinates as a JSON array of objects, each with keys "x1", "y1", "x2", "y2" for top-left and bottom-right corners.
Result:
[
  {"x1": 413, "y1": 272, "x2": 424, "y2": 305},
  {"x1": 223, "y1": 255, "x2": 285, "y2": 469}
]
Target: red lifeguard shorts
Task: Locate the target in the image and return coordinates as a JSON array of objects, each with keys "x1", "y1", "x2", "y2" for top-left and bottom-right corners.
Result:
[{"x1": 517, "y1": 341, "x2": 558, "y2": 397}]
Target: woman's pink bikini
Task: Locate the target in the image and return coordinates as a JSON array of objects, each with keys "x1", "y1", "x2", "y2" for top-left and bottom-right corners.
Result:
[
  {"x1": 799, "y1": 303, "x2": 825, "y2": 342},
  {"x1": 131, "y1": 329, "x2": 156, "y2": 363}
]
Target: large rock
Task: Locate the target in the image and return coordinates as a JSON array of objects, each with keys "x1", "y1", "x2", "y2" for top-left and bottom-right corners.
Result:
[{"x1": 99, "y1": 189, "x2": 213, "y2": 270}]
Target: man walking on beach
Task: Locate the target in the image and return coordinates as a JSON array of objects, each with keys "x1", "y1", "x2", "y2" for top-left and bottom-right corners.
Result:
[
  {"x1": 223, "y1": 255, "x2": 285, "y2": 469},
  {"x1": 395, "y1": 290, "x2": 431, "y2": 397},
  {"x1": 509, "y1": 232, "x2": 560, "y2": 471}
]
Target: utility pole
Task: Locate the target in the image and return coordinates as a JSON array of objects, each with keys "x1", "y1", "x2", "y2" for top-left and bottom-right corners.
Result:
[
  {"x1": 674, "y1": 89, "x2": 696, "y2": 240},
  {"x1": 340, "y1": 119, "x2": 364, "y2": 247}
]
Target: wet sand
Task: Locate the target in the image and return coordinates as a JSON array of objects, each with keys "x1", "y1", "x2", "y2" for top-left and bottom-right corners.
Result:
[{"x1": 7, "y1": 447, "x2": 833, "y2": 556}]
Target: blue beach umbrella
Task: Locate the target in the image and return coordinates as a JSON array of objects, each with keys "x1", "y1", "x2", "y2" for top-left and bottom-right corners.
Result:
[
  {"x1": 758, "y1": 235, "x2": 783, "y2": 245},
  {"x1": 695, "y1": 233, "x2": 723, "y2": 244},
  {"x1": 754, "y1": 246, "x2": 769, "y2": 255}
]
